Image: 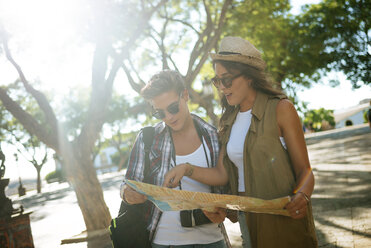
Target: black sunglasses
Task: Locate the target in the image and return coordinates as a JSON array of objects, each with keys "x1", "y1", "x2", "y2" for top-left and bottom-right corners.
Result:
[
  {"x1": 152, "y1": 93, "x2": 182, "y2": 119},
  {"x1": 211, "y1": 73, "x2": 243, "y2": 89}
]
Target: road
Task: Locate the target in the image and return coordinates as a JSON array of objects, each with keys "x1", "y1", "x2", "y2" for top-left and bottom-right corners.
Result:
[{"x1": 9, "y1": 124, "x2": 371, "y2": 247}]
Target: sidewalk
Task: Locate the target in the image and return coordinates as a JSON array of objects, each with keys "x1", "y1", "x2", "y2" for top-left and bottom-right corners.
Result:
[
  {"x1": 307, "y1": 124, "x2": 371, "y2": 247},
  {"x1": 9, "y1": 124, "x2": 371, "y2": 247}
]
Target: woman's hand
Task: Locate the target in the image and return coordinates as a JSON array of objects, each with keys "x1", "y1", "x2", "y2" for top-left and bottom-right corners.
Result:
[
  {"x1": 123, "y1": 185, "x2": 147, "y2": 204},
  {"x1": 285, "y1": 192, "x2": 309, "y2": 219},
  {"x1": 202, "y1": 207, "x2": 227, "y2": 223},
  {"x1": 163, "y1": 163, "x2": 190, "y2": 188}
]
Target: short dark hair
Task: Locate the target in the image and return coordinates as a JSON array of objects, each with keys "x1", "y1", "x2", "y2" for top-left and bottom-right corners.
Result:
[{"x1": 141, "y1": 70, "x2": 185, "y2": 100}]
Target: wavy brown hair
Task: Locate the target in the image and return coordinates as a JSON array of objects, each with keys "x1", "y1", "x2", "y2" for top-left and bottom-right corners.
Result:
[
  {"x1": 213, "y1": 60, "x2": 284, "y2": 136},
  {"x1": 141, "y1": 70, "x2": 185, "y2": 100}
]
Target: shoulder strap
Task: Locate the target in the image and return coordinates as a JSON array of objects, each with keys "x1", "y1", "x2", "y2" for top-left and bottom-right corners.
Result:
[
  {"x1": 193, "y1": 119, "x2": 210, "y2": 168},
  {"x1": 142, "y1": 126, "x2": 155, "y2": 183}
]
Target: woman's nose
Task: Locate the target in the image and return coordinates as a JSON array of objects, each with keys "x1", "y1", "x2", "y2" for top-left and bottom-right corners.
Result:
[{"x1": 218, "y1": 83, "x2": 227, "y2": 91}]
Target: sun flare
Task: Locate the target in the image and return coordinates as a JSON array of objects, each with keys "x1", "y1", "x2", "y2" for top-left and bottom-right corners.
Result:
[{"x1": 0, "y1": 0, "x2": 92, "y2": 92}]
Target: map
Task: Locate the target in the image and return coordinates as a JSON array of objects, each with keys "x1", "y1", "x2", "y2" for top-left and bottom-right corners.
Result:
[{"x1": 125, "y1": 179, "x2": 291, "y2": 216}]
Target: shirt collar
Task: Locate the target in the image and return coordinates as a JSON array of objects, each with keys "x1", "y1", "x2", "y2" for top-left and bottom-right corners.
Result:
[
  {"x1": 251, "y1": 91, "x2": 269, "y2": 121},
  {"x1": 222, "y1": 92, "x2": 269, "y2": 125}
]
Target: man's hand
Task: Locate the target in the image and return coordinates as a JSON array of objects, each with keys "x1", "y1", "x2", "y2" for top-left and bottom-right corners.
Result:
[
  {"x1": 123, "y1": 184, "x2": 147, "y2": 204},
  {"x1": 202, "y1": 207, "x2": 226, "y2": 224}
]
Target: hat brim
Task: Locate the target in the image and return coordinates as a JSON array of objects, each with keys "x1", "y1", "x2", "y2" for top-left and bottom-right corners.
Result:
[{"x1": 210, "y1": 53, "x2": 266, "y2": 71}]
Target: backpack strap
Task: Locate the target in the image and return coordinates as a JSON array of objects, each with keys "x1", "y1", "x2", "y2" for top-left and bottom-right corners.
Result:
[
  {"x1": 142, "y1": 126, "x2": 155, "y2": 183},
  {"x1": 117, "y1": 126, "x2": 155, "y2": 216}
]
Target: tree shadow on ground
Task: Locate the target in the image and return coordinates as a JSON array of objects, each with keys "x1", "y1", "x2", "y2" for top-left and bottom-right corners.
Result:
[
  {"x1": 312, "y1": 167, "x2": 371, "y2": 247},
  {"x1": 306, "y1": 129, "x2": 371, "y2": 165},
  {"x1": 306, "y1": 126, "x2": 370, "y2": 145},
  {"x1": 12, "y1": 186, "x2": 72, "y2": 210},
  {"x1": 312, "y1": 169, "x2": 371, "y2": 212}
]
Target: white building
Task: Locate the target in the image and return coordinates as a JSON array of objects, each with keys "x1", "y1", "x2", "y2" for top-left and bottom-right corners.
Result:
[
  {"x1": 94, "y1": 147, "x2": 118, "y2": 174},
  {"x1": 334, "y1": 99, "x2": 370, "y2": 128}
]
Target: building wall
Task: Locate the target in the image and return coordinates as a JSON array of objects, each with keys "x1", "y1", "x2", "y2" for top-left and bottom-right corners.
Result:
[
  {"x1": 93, "y1": 147, "x2": 118, "y2": 174},
  {"x1": 336, "y1": 110, "x2": 367, "y2": 128}
]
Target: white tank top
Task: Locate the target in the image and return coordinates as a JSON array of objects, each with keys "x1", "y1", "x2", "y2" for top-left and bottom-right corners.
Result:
[
  {"x1": 227, "y1": 110, "x2": 287, "y2": 192},
  {"x1": 153, "y1": 138, "x2": 223, "y2": 245}
]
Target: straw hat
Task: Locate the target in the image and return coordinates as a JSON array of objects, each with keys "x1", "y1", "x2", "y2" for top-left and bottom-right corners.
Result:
[{"x1": 210, "y1": 36, "x2": 266, "y2": 71}]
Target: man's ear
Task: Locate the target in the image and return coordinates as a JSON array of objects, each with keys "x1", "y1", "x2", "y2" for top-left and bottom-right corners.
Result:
[{"x1": 182, "y1": 89, "x2": 189, "y2": 102}]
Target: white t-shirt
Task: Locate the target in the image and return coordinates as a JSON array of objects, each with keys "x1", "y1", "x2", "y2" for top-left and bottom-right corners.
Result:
[
  {"x1": 227, "y1": 110, "x2": 287, "y2": 192},
  {"x1": 153, "y1": 138, "x2": 223, "y2": 245}
]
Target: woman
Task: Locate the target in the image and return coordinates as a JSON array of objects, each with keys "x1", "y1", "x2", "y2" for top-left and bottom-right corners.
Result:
[{"x1": 164, "y1": 37, "x2": 318, "y2": 247}]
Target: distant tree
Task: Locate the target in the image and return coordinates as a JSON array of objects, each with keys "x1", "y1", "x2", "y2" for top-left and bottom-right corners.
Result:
[
  {"x1": 223, "y1": 0, "x2": 370, "y2": 102},
  {"x1": 13, "y1": 139, "x2": 49, "y2": 194},
  {"x1": 304, "y1": 108, "x2": 335, "y2": 132},
  {"x1": 0, "y1": 83, "x2": 50, "y2": 193},
  {"x1": 107, "y1": 131, "x2": 137, "y2": 170},
  {"x1": 298, "y1": 0, "x2": 370, "y2": 88}
]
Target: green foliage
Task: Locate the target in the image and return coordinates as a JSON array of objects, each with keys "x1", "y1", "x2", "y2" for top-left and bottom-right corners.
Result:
[
  {"x1": 364, "y1": 109, "x2": 371, "y2": 123},
  {"x1": 299, "y1": 0, "x2": 370, "y2": 88},
  {"x1": 45, "y1": 169, "x2": 66, "y2": 183},
  {"x1": 223, "y1": 0, "x2": 369, "y2": 93},
  {"x1": 106, "y1": 130, "x2": 138, "y2": 170},
  {"x1": 0, "y1": 83, "x2": 47, "y2": 150},
  {"x1": 304, "y1": 108, "x2": 335, "y2": 131},
  {"x1": 56, "y1": 86, "x2": 90, "y2": 138}
]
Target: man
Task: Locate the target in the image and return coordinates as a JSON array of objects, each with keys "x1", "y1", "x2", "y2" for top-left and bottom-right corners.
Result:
[{"x1": 121, "y1": 70, "x2": 227, "y2": 247}]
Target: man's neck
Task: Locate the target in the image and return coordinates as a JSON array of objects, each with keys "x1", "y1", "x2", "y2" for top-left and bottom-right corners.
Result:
[{"x1": 171, "y1": 113, "x2": 195, "y2": 138}]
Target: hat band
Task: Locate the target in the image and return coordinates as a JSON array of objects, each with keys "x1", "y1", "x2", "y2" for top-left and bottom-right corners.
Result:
[{"x1": 218, "y1": 51, "x2": 241, "y2": 55}]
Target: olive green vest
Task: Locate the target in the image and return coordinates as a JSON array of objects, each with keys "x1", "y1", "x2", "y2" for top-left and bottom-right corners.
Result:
[{"x1": 220, "y1": 92, "x2": 317, "y2": 247}]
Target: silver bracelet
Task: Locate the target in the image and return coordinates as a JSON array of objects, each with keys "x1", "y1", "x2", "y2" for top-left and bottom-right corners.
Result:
[{"x1": 298, "y1": 191, "x2": 310, "y2": 203}]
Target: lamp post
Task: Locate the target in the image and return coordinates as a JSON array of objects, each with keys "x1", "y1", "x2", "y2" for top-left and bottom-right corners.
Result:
[
  {"x1": 14, "y1": 153, "x2": 26, "y2": 196},
  {"x1": 0, "y1": 147, "x2": 34, "y2": 247}
]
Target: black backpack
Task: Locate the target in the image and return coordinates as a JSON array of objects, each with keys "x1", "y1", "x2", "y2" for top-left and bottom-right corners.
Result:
[{"x1": 109, "y1": 126, "x2": 155, "y2": 248}]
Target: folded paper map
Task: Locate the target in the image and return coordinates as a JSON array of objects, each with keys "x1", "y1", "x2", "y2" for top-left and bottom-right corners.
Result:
[{"x1": 125, "y1": 179, "x2": 290, "y2": 216}]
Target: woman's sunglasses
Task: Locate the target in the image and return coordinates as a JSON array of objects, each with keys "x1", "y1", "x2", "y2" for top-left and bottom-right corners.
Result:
[
  {"x1": 152, "y1": 93, "x2": 182, "y2": 119},
  {"x1": 211, "y1": 73, "x2": 243, "y2": 89}
]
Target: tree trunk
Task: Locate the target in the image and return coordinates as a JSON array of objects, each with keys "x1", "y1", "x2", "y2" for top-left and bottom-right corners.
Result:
[
  {"x1": 36, "y1": 167, "x2": 41, "y2": 194},
  {"x1": 62, "y1": 141, "x2": 111, "y2": 231}
]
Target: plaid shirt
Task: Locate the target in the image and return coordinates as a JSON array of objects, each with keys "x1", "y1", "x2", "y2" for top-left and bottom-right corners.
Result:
[{"x1": 120, "y1": 114, "x2": 220, "y2": 240}]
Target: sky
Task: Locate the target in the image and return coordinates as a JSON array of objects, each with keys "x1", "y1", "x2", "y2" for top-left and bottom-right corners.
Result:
[{"x1": 1, "y1": 0, "x2": 370, "y2": 183}]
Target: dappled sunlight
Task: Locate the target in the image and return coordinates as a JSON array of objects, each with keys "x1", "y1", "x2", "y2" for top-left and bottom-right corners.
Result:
[
  {"x1": 307, "y1": 126, "x2": 371, "y2": 165},
  {"x1": 307, "y1": 126, "x2": 371, "y2": 247}
]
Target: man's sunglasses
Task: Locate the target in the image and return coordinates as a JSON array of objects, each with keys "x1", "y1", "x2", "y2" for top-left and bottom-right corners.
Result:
[
  {"x1": 211, "y1": 73, "x2": 243, "y2": 89},
  {"x1": 152, "y1": 93, "x2": 182, "y2": 119}
]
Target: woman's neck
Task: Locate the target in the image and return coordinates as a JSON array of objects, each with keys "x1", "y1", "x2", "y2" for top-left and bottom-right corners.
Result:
[{"x1": 240, "y1": 88, "x2": 257, "y2": 112}]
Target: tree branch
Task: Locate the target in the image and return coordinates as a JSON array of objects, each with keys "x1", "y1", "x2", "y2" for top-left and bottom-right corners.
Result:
[
  {"x1": 78, "y1": 1, "x2": 167, "y2": 150},
  {"x1": 122, "y1": 62, "x2": 145, "y2": 93},
  {"x1": 185, "y1": 0, "x2": 232, "y2": 85},
  {"x1": 1, "y1": 34, "x2": 59, "y2": 137},
  {"x1": 0, "y1": 87, "x2": 60, "y2": 152}
]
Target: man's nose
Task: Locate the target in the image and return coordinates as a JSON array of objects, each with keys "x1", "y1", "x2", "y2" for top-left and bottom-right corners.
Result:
[{"x1": 163, "y1": 110, "x2": 174, "y2": 120}]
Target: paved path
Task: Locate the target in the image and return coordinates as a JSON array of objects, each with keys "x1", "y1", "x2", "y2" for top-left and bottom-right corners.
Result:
[
  {"x1": 307, "y1": 124, "x2": 371, "y2": 248},
  {"x1": 9, "y1": 124, "x2": 371, "y2": 247}
]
